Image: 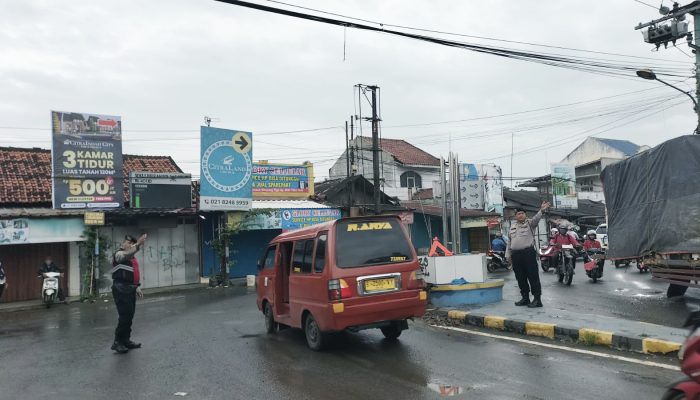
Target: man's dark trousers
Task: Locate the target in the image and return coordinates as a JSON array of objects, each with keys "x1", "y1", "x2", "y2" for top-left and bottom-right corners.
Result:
[
  {"x1": 112, "y1": 282, "x2": 136, "y2": 344},
  {"x1": 511, "y1": 247, "x2": 541, "y2": 298}
]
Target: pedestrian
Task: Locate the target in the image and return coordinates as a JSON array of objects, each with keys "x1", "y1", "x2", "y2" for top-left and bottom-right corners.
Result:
[
  {"x1": 38, "y1": 256, "x2": 65, "y2": 302},
  {"x1": 506, "y1": 201, "x2": 551, "y2": 308},
  {"x1": 0, "y1": 261, "x2": 7, "y2": 299},
  {"x1": 110, "y1": 233, "x2": 147, "y2": 354}
]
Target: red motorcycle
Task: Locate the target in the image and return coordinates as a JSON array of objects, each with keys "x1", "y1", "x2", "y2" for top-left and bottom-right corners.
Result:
[
  {"x1": 663, "y1": 311, "x2": 700, "y2": 400},
  {"x1": 538, "y1": 245, "x2": 559, "y2": 272}
]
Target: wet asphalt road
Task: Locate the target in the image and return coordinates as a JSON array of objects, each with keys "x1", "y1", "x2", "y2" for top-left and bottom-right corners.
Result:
[
  {"x1": 0, "y1": 288, "x2": 680, "y2": 400},
  {"x1": 490, "y1": 260, "x2": 700, "y2": 328}
]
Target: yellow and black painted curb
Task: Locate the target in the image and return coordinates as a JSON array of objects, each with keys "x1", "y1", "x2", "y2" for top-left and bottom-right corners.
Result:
[{"x1": 436, "y1": 310, "x2": 682, "y2": 355}]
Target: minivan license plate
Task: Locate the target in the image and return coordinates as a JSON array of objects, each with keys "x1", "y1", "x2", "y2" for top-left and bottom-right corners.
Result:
[{"x1": 364, "y1": 278, "x2": 395, "y2": 292}]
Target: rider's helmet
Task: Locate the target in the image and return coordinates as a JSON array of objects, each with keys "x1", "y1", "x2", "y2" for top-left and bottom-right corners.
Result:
[
  {"x1": 557, "y1": 224, "x2": 568, "y2": 235},
  {"x1": 495, "y1": 232, "x2": 503, "y2": 238},
  {"x1": 550, "y1": 228, "x2": 558, "y2": 236},
  {"x1": 587, "y1": 229, "x2": 597, "y2": 240}
]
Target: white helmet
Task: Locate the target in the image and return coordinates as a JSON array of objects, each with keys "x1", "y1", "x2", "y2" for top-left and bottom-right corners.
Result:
[
  {"x1": 550, "y1": 228, "x2": 558, "y2": 235},
  {"x1": 587, "y1": 229, "x2": 596, "y2": 236}
]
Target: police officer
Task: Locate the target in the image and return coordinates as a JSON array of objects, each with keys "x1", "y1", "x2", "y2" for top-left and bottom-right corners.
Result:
[
  {"x1": 506, "y1": 202, "x2": 551, "y2": 308},
  {"x1": 110, "y1": 234, "x2": 146, "y2": 354}
]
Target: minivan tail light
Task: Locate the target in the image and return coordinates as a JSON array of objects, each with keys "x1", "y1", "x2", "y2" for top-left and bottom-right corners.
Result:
[{"x1": 328, "y1": 279, "x2": 351, "y2": 301}]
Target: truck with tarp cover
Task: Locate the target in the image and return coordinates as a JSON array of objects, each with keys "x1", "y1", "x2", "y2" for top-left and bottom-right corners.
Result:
[{"x1": 600, "y1": 135, "x2": 700, "y2": 297}]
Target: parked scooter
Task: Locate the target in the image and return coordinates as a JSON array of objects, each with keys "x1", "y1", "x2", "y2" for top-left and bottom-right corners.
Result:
[
  {"x1": 39, "y1": 272, "x2": 61, "y2": 308},
  {"x1": 556, "y1": 244, "x2": 576, "y2": 286},
  {"x1": 583, "y1": 248, "x2": 606, "y2": 283},
  {"x1": 538, "y1": 245, "x2": 559, "y2": 272},
  {"x1": 662, "y1": 310, "x2": 700, "y2": 400},
  {"x1": 486, "y1": 249, "x2": 512, "y2": 272}
]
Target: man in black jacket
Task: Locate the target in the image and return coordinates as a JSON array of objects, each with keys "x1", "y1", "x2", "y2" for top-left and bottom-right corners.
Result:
[{"x1": 110, "y1": 234, "x2": 146, "y2": 354}]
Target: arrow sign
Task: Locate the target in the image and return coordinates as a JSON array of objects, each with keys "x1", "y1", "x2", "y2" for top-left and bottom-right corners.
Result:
[{"x1": 235, "y1": 136, "x2": 248, "y2": 150}]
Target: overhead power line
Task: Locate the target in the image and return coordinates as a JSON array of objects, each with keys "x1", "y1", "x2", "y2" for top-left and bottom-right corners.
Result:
[
  {"x1": 215, "y1": 0, "x2": 691, "y2": 79},
  {"x1": 265, "y1": 0, "x2": 688, "y2": 65}
]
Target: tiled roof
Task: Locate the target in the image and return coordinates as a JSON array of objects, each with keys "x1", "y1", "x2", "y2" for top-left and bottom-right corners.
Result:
[
  {"x1": 0, "y1": 146, "x2": 183, "y2": 206},
  {"x1": 596, "y1": 138, "x2": 642, "y2": 157},
  {"x1": 358, "y1": 137, "x2": 440, "y2": 166}
]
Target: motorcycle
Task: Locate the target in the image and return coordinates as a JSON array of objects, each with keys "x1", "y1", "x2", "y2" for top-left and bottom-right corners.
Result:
[
  {"x1": 39, "y1": 272, "x2": 61, "y2": 308},
  {"x1": 486, "y1": 249, "x2": 511, "y2": 272},
  {"x1": 556, "y1": 244, "x2": 576, "y2": 286},
  {"x1": 538, "y1": 245, "x2": 559, "y2": 272},
  {"x1": 583, "y1": 248, "x2": 606, "y2": 283},
  {"x1": 637, "y1": 258, "x2": 649, "y2": 273},
  {"x1": 662, "y1": 310, "x2": 700, "y2": 400}
]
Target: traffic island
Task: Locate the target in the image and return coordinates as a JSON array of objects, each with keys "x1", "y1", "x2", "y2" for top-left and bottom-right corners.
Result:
[
  {"x1": 428, "y1": 306, "x2": 684, "y2": 355},
  {"x1": 429, "y1": 279, "x2": 504, "y2": 308}
]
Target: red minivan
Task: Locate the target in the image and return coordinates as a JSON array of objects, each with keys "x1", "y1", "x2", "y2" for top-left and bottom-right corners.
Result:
[{"x1": 256, "y1": 216, "x2": 427, "y2": 350}]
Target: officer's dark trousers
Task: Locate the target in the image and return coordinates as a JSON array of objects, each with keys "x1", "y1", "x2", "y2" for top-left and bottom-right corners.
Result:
[
  {"x1": 112, "y1": 283, "x2": 136, "y2": 344},
  {"x1": 512, "y1": 247, "x2": 541, "y2": 298}
]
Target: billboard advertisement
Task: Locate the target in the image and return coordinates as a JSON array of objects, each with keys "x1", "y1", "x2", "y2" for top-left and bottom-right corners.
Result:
[
  {"x1": 459, "y1": 163, "x2": 504, "y2": 213},
  {"x1": 129, "y1": 172, "x2": 192, "y2": 209},
  {"x1": 460, "y1": 179, "x2": 484, "y2": 210},
  {"x1": 200, "y1": 127, "x2": 253, "y2": 211},
  {"x1": 0, "y1": 217, "x2": 85, "y2": 245},
  {"x1": 551, "y1": 163, "x2": 578, "y2": 209},
  {"x1": 51, "y1": 111, "x2": 123, "y2": 209},
  {"x1": 478, "y1": 164, "x2": 504, "y2": 214},
  {"x1": 280, "y1": 208, "x2": 342, "y2": 230},
  {"x1": 252, "y1": 163, "x2": 314, "y2": 198},
  {"x1": 460, "y1": 164, "x2": 484, "y2": 210}
]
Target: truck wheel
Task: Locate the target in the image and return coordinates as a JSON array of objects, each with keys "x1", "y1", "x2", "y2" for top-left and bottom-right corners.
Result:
[
  {"x1": 304, "y1": 314, "x2": 326, "y2": 351},
  {"x1": 264, "y1": 303, "x2": 276, "y2": 334},
  {"x1": 667, "y1": 284, "x2": 689, "y2": 298},
  {"x1": 381, "y1": 324, "x2": 403, "y2": 340}
]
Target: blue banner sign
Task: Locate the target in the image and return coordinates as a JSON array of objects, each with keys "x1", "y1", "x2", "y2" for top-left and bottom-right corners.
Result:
[
  {"x1": 200, "y1": 126, "x2": 253, "y2": 211},
  {"x1": 280, "y1": 208, "x2": 342, "y2": 230}
]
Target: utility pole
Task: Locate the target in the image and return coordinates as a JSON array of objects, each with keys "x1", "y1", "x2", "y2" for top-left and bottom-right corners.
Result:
[
  {"x1": 356, "y1": 84, "x2": 382, "y2": 214},
  {"x1": 345, "y1": 120, "x2": 351, "y2": 210},
  {"x1": 370, "y1": 86, "x2": 381, "y2": 215},
  {"x1": 349, "y1": 116, "x2": 355, "y2": 215},
  {"x1": 635, "y1": 1, "x2": 700, "y2": 133}
]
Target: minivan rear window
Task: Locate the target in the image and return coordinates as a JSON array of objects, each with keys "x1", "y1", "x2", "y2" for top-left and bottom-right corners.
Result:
[
  {"x1": 596, "y1": 226, "x2": 608, "y2": 235},
  {"x1": 335, "y1": 220, "x2": 414, "y2": 268}
]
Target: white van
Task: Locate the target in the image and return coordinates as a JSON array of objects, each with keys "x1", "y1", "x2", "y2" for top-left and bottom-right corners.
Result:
[{"x1": 595, "y1": 223, "x2": 608, "y2": 248}]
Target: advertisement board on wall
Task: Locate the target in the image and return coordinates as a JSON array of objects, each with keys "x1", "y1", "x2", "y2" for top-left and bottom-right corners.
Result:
[
  {"x1": 200, "y1": 127, "x2": 253, "y2": 211},
  {"x1": 551, "y1": 163, "x2": 578, "y2": 209},
  {"x1": 0, "y1": 217, "x2": 85, "y2": 245},
  {"x1": 253, "y1": 163, "x2": 314, "y2": 198},
  {"x1": 129, "y1": 172, "x2": 192, "y2": 209},
  {"x1": 51, "y1": 111, "x2": 123, "y2": 209}
]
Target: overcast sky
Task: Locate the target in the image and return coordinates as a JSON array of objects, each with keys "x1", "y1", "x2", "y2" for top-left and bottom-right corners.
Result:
[{"x1": 1, "y1": 0, "x2": 695, "y2": 185}]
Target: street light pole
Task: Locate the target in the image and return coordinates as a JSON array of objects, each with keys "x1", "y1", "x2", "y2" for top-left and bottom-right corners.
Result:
[{"x1": 636, "y1": 69, "x2": 699, "y2": 134}]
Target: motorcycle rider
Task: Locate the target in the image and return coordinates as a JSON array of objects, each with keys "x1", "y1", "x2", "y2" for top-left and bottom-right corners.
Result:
[
  {"x1": 552, "y1": 225, "x2": 579, "y2": 272},
  {"x1": 491, "y1": 233, "x2": 507, "y2": 252},
  {"x1": 549, "y1": 228, "x2": 560, "y2": 245},
  {"x1": 38, "y1": 256, "x2": 65, "y2": 302},
  {"x1": 583, "y1": 230, "x2": 601, "y2": 250}
]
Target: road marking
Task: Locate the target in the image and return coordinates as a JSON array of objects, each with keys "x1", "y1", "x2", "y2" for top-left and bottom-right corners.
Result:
[
  {"x1": 579, "y1": 328, "x2": 613, "y2": 346},
  {"x1": 484, "y1": 316, "x2": 506, "y2": 330},
  {"x1": 643, "y1": 338, "x2": 682, "y2": 354},
  {"x1": 525, "y1": 321, "x2": 555, "y2": 339},
  {"x1": 431, "y1": 325, "x2": 680, "y2": 371}
]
